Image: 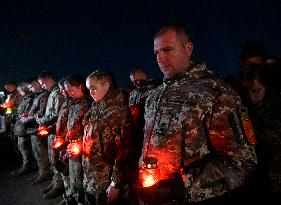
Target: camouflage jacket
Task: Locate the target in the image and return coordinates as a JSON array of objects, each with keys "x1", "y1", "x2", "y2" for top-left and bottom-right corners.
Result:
[
  {"x1": 38, "y1": 85, "x2": 64, "y2": 126},
  {"x1": 66, "y1": 95, "x2": 91, "y2": 142},
  {"x1": 13, "y1": 93, "x2": 35, "y2": 137},
  {"x1": 129, "y1": 83, "x2": 156, "y2": 159},
  {"x1": 28, "y1": 91, "x2": 50, "y2": 120},
  {"x1": 56, "y1": 97, "x2": 73, "y2": 137},
  {"x1": 10, "y1": 91, "x2": 23, "y2": 111},
  {"x1": 17, "y1": 93, "x2": 34, "y2": 116},
  {"x1": 5, "y1": 91, "x2": 23, "y2": 112},
  {"x1": 249, "y1": 94, "x2": 281, "y2": 186},
  {"x1": 82, "y1": 89, "x2": 132, "y2": 194},
  {"x1": 141, "y1": 63, "x2": 257, "y2": 202},
  {"x1": 129, "y1": 83, "x2": 155, "y2": 107}
]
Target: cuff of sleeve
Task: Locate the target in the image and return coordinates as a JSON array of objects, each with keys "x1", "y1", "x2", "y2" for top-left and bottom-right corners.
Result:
[{"x1": 110, "y1": 181, "x2": 121, "y2": 189}]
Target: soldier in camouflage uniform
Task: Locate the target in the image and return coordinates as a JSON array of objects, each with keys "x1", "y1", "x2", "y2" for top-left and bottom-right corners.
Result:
[
  {"x1": 63, "y1": 74, "x2": 91, "y2": 204},
  {"x1": 3, "y1": 82, "x2": 23, "y2": 150},
  {"x1": 21, "y1": 79, "x2": 51, "y2": 184},
  {"x1": 4, "y1": 81, "x2": 23, "y2": 113},
  {"x1": 36, "y1": 71, "x2": 65, "y2": 199},
  {"x1": 82, "y1": 70, "x2": 132, "y2": 205},
  {"x1": 138, "y1": 25, "x2": 257, "y2": 204},
  {"x1": 239, "y1": 65, "x2": 281, "y2": 202},
  {"x1": 12, "y1": 82, "x2": 35, "y2": 176},
  {"x1": 53, "y1": 78, "x2": 74, "y2": 205},
  {"x1": 128, "y1": 67, "x2": 158, "y2": 203}
]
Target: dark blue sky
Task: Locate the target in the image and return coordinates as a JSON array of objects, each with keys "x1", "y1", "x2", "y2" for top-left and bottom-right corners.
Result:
[{"x1": 1, "y1": 0, "x2": 280, "y2": 89}]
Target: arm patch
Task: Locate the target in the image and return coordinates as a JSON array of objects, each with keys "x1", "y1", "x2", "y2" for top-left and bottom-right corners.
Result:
[{"x1": 228, "y1": 107, "x2": 256, "y2": 145}]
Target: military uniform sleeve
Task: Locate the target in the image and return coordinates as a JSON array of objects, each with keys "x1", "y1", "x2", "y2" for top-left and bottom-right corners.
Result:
[
  {"x1": 66, "y1": 104, "x2": 89, "y2": 141},
  {"x1": 56, "y1": 101, "x2": 70, "y2": 137},
  {"x1": 187, "y1": 82, "x2": 257, "y2": 201},
  {"x1": 110, "y1": 107, "x2": 132, "y2": 185},
  {"x1": 36, "y1": 92, "x2": 49, "y2": 118},
  {"x1": 39, "y1": 92, "x2": 64, "y2": 126},
  {"x1": 28, "y1": 92, "x2": 49, "y2": 120}
]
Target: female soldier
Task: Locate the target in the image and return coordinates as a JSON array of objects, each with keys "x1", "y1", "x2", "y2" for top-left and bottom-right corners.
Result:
[
  {"x1": 64, "y1": 74, "x2": 91, "y2": 204},
  {"x1": 83, "y1": 70, "x2": 132, "y2": 205}
]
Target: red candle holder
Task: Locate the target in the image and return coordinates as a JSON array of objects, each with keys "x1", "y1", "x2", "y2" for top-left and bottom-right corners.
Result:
[
  {"x1": 68, "y1": 139, "x2": 82, "y2": 158},
  {"x1": 139, "y1": 157, "x2": 160, "y2": 187},
  {"x1": 38, "y1": 125, "x2": 49, "y2": 137},
  {"x1": 51, "y1": 136, "x2": 66, "y2": 150}
]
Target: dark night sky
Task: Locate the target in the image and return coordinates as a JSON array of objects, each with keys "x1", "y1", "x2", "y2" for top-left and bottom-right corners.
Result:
[{"x1": 1, "y1": 0, "x2": 280, "y2": 89}]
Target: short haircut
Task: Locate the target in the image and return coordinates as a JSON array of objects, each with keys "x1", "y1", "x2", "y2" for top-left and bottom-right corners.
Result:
[
  {"x1": 64, "y1": 74, "x2": 85, "y2": 87},
  {"x1": 64, "y1": 74, "x2": 88, "y2": 95},
  {"x1": 38, "y1": 71, "x2": 55, "y2": 80},
  {"x1": 130, "y1": 67, "x2": 147, "y2": 76},
  {"x1": 4, "y1": 81, "x2": 16, "y2": 86},
  {"x1": 154, "y1": 24, "x2": 191, "y2": 44},
  {"x1": 87, "y1": 70, "x2": 117, "y2": 89},
  {"x1": 17, "y1": 82, "x2": 29, "y2": 93},
  {"x1": 27, "y1": 77, "x2": 39, "y2": 85}
]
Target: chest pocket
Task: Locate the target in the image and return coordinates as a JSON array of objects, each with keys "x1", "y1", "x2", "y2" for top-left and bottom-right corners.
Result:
[{"x1": 155, "y1": 99, "x2": 198, "y2": 136}]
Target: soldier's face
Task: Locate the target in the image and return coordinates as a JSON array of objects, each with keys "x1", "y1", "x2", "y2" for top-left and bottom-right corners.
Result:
[
  {"x1": 5, "y1": 84, "x2": 16, "y2": 93},
  {"x1": 29, "y1": 81, "x2": 42, "y2": 93},
  {"x1": 248, "y1": 80, "x2": 266, "y2": 104},
  {"x1": 59, "y1": 85, "x2": 68, "y2": 97},
  {"x1": 130, "y1": 72, "x2": 148, "y2": 88},
  {"x1": 154, "y1": 30, "x2": 193, "y2": 77},
  {"x1": 64, "y1": 83, "x2": 84, "y2": 100},
  {"x1": 38, "y1": 78, "x2": 48, "y2": 90},
  {"x1": 86, "y1": 77, "x2": 110, "y2": 102}
]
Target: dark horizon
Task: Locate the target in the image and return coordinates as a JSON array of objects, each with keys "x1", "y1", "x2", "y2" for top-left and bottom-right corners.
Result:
[{"x1": 1, "y1": 0, "x2": 280, "y2": 89}]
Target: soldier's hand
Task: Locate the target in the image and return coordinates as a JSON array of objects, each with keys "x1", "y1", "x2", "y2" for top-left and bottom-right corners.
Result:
[
  {"x1": 36, "y1": 117, "x2": 43, "y2": 124},
  {"x1": 106, "y1": 183, "x2": 119, "y2": 204}
]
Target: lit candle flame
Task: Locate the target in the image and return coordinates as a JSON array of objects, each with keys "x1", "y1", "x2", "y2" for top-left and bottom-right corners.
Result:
[
  {"x1": 143, "y1": 174, "x2": 157, "y2": 187},
  {"x1": 51, "y1": 137, "x2": 65, "y2": 150},
  {"x1": 55, "y1": 141, "x2": 62, "y2": 148}
]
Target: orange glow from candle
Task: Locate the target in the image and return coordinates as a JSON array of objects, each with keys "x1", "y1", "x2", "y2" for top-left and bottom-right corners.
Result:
[
  {"x1": 38, "y1": 125, "x2": 49, "y2": 137},
  {"x1": 51, "y1": 137, "x2": 65, "y2": 150},
  {"x1": 68, "y1": 140, "x2": 82, "y2": 158}
]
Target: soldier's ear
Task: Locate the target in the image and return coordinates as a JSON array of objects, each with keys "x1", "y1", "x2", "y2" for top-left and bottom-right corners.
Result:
[
  {"x1": 104, "y1": 81, "x2": 111, "y2": 92},
  {"x1": 184, "y1": 42, "x2": 193, "y2": 57}
]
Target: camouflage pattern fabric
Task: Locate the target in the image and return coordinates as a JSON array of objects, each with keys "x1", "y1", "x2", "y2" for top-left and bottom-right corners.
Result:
[
  {"x1": 56, "y1": 97, "x2": 73, "y2": 138},
  {"x1": 82, "y1": 90, "x2": 132, "y2": 195},
  {"x1": 249, "y1": 94, "x2": 281, "y2": 195},
  {"x1": 37, "y1": 85, "x2": 64, "y2": 186},
  {"x1": 140, "y1": 63, "x2": 257, "y2": 203},
  {"x1": 13, "y1": 93, "x2": 35, "y2": 167},
  {"x1": 66, "y1": 95, "x2": 91, "y2": 202},
  {"x1": 16, "y1": 93, "x2": 34, "y2": 117},
  {"x1": 27, "y1": 91, "x2": 50, "y2": 175},
  {"x1": 17, "y1": 133, "x2": 33, "y2": 166},
  {"x1": 37, "y1": 85, "x2": 64, "y2": 126},
  {"x1": 129, "y1": 84, "x2": 154, "y2": 107},
  {"x1": 31, "y1": 134, "x2": 50, "y2": 175},
  {"x1": 55, "y1": 97, "x2": 72, "y2": 190},
  {"x1": 13, "y1": 93, "x2": 34, "y2": 137},
  {"x1": 28, "y1": 91, "x2": 50, "y2": 119},
  {"x1": 6, "y1": 90, "x2": 23, "y2": 112}
]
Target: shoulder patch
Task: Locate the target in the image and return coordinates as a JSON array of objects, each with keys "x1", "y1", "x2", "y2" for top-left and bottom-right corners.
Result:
[{"x1": 238, "y1": 107, "x2": 256, "y2": 145}]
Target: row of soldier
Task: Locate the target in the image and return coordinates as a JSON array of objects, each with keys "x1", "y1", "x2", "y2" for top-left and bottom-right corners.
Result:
[{"x1": 1, "y1": 24, "x2": 281, "y2": 205}]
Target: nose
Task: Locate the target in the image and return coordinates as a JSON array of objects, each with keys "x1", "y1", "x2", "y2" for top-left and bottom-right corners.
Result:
[{"x1": 156, "y1": 52, "x2": 166, "y2": 65}]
